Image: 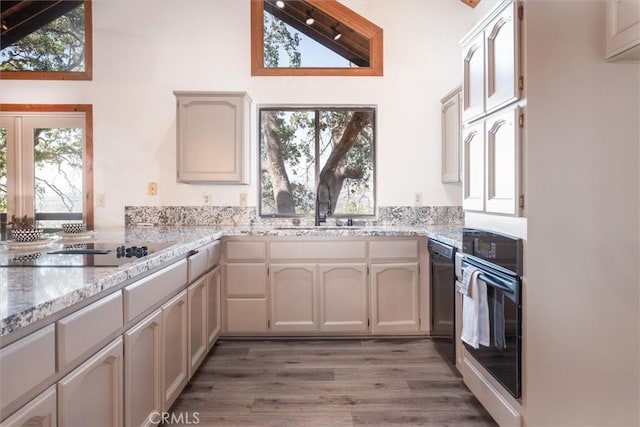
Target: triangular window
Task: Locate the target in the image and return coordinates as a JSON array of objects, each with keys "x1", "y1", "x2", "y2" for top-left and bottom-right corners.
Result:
[{"x1": 251, "y1": 0, "x2": 383, "y2": 76}]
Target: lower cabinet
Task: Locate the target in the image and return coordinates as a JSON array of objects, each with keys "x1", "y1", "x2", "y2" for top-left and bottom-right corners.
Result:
[
  {"x1": 57, "y1": 337, "x2": 123, "y2": 427},
  {"x1": 0, "y1": 386, "x2": 57, "y2": 427},
  {"x1": 370, "y1": 263, "x2": 420, "y2": 334},
  {"x1": 319, "y1": 264, "x2": 368, "y2": 333},
  {"x1": 124, "y1": 310, "x2": 162, "y2": 427},
  {"x1": 161, "y1": 291, "x2": 188, "y2": 411},
  {"x1": 187, "y1": 276, "x2": 208, "y2": 379},
  {"x1": 224, "y1": 263, "x2": 268, "y2": 333},
  {"x1": 206, "y1": 266, "x2": 221, "y2": 350},
  {"x1": 269, "y1": 264, "x2": 318, "y2": 332}
]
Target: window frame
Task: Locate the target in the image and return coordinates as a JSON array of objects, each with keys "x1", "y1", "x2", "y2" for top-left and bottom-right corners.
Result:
[
  {"x1": 251, "y1": 0, "x2": 384, "y2": 76},
  {"x1": 258, "y1": 104, "x2": 377, "y2": 219},
  {"x1": 0, "y1": 0, "x2": 93, "y2": 81},
  {"x1": 0, "y1": 104, "x2": 94, "y2": 232}
]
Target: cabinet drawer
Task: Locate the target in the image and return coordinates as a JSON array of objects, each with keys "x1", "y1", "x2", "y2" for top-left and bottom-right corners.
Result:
[
  {"x1": 206, "y1": 240, "x2": 221, "y2": 269},
  {"x1": 123, "y1": 260, "x2": 187, "y2": 322},
  {"x1": 270, "y1": 241, "x2": 366, "y2": 261},
  {"x1": 0, "y1": 325, "x2": 55, "y2": 418},
  {"x1": 370, "y1": 240, "x2": 419, "y2": 260},
  {"x1": 0, "y1": 385, "x2": 57, "y2": 427},
  {"x1": 188, "y1": 249, "x2": 209, "y2": 282},
  {"x1": 225, "y1": 241, "x2": 266, "y2": 261},
  {"x1": 225, "y1": 263, "x2": 267, "y2": 296},
  {"x1": 57, "y1": 292, "x2": 123, "y2": 370},
  {"x1": 226, "y1": 299, "x2": 268, "y2": 333}
]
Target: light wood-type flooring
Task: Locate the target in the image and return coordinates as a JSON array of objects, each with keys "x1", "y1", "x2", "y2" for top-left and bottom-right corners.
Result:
[{"x1": 169, "y1": 338, "x2": 497, "y2": 426}]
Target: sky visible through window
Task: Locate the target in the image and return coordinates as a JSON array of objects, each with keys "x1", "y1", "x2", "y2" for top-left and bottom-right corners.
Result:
[{"x1": 272, "y1": 17, "x2": 352, "y2": 68}]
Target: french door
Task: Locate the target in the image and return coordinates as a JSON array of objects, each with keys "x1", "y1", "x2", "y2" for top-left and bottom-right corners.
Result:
[{"x1": 1, "y1": 112, "x2": 87, "y2": 237}]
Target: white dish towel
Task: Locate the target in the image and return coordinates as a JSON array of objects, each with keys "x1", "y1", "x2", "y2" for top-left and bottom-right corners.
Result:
[{"x1": 460, "y1": 267, "x2": 490, "y2": 349}]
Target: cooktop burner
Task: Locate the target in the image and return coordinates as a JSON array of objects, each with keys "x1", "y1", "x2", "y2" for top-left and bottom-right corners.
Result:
[{"x1": 0, "y1": 242, "x2": 174, "y2": 267}]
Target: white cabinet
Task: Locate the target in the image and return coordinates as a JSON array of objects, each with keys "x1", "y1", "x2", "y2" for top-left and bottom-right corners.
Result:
[
  {"x1": 318, "y1": 264, "x2": 368, "y2": 333},
  {"x1": 606, "y1": 0, "x2": 640, "y2": 60},
  {"x1": 0, "y1": 325, "x2": 55, "y2": 420},
  {"x1": 463, "y1": 106, "x2": 522, "y2": 216},
  {"x1": 441, "y1": 85, "x2": 462, "y2": 183},
  {"x1": 124, "y1": 310, "x2": 162, "y2": 427},
  {"x1": 206, "y1": 266, "x2": 222, "y2": 350},
  {"x1": 187, "y1": 276, "x2": 208, "y2": 379},
  {"x1": 223, "y1": 240, "x2": 268, "y2": 334},
  {"x1": 485, "y1": 106, "x2": 522, "y2": 215},
  {"x1": 174, "y1": 91, "x2": 251, "y2": 183},
  {"x1": 224, "y1": 263, "x2": 268, "y2": 333},
  {"x1": 161, "y1": 291, "x2": 188, "y2": 411},
  {"x1": 462, "y1": 0, "x2": 521, "y2": 122},
  {"x1": 58, "y1": 337, "x2": 123, "y2": 427},
  {"x1": 462, "y1": 32, "x2": 486, "y2": 123},
  {"x1": 462, "y1": 121, "x2": 486, "y2": 212},
  {"x1": 370, "y1": 263, "x2": 420, "y2": 334},
  {"x1": 269, "y1": 264, "x2": 318, "y2": 332},
  {"x1": 0, "y1": 386, "x2": 56, "y2": 427}
]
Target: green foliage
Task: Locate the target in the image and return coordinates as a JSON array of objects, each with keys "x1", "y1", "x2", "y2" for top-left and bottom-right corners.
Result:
[
  {"x1": 1, "y1": 4, "x2": 85, "y2": 72},
  {"x1": 263, "y1": 12, "x2": 301, "y2": 67}
]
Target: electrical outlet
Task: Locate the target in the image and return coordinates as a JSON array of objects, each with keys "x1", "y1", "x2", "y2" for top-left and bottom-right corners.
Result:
[
  {"x1": 414, "y1": 192, "x2": 423, "y2": 206},
  {"x1": 239, "y1": 193, "x2": 248, "y2": 206},
  {"x1": 203, "y1": 192, "x2": 211, "y2": 206},
  {"x1": 148, "y1": 182, "x2": 158, "y2": 195},
  {"x1": 97, "y1": 193, "x2": 105, "y2": 207}
]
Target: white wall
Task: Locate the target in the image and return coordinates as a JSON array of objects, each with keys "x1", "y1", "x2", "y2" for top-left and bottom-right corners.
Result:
[
  {"x1": 0, "y1": 0, "x2": 495, "y2": 226},
  {"x1": 524, "y1": 0, "x2": 640, "y2": 425}
]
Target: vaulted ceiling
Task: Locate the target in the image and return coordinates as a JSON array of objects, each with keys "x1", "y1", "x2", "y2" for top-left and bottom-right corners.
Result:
[{"x1": 1, "y1": 0, "x2": 83, "y2": 49}]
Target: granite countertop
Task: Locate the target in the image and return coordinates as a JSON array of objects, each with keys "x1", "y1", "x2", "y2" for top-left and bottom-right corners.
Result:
[{"x1": 0, "y1": 225, "x2": 461, "y2": 340}]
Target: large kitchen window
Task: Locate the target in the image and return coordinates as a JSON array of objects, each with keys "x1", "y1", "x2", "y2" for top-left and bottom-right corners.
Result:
[
  {"x1": 0, "y1": 106, "x2": 93, "y2": 237},
  {"x1": 259, "y1": 107, "x2": 375, "y2": 218}
]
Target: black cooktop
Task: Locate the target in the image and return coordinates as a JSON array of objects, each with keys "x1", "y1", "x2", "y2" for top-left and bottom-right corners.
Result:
[{"x1": 1, "y1": 242, "x2": 174, "y2": 267}]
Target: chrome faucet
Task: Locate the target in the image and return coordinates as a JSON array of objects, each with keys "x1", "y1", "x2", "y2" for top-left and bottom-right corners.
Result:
[{"x1": 315, "y1": 182, "x2": 332, "y2": 226}]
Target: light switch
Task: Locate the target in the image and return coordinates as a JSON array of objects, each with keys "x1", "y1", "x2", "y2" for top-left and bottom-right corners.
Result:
[{"x1": 240, "y1": 193, "x2": 248, "y2": 206}]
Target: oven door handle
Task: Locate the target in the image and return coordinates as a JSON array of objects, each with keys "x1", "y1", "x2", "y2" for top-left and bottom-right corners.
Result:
[{"x1": 477, "y1": 272, "x2": 515, "y2": 295}]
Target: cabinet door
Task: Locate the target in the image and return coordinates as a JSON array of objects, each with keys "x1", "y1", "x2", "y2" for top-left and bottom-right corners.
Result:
[
  {"x1": 124, "y1": 310, "x2": 162, "y2": 427},
  {"x1": 485, "y1": 106, "x2": 521, "y2": 215},
  {"x1": 161, "y1": 291, "x2": 188, "y2": 412},
  {"x1": 318, "y1": 264, "x2": 368, "y2": 333},
  {"x1": 58, "y1": 337, "x2": 123, "y2": 427},
  {"x1": 606, "y1": 0, "x2": 640, "y2": 59},
  {"x1": 441, "y1": 86, "x2": 462, "y2": 183},
  {"x1": 462, "y1": 32, "x2": 485, "y2": 123},
  {"x1": 370, "y1": 263, "x2": 420, "y2": 334},
  {"x1": 187, "y1": 276, "x2": 208, "y2": 379},
  {"x1": 269, "y1": 264, "x2": 318, "y2": 332},
  {"x1": 206, "y1": 267, "x2": 221, "y2": 350},
  {"x1": 224, "y1": 262, "x2": 268, "y2": 333},
  {"x1": 485, "y1": 0, "x2": 520, "y2": 113},
  {"x1": 0, "y1": 386, "x2": 56, "y2": 427},
  {"x1": 462, "y1": 121, "x2": 486, "y2": 212},
  {"x1": 175, "y1": 91, "x2": 250, "y2": 183},
  {"x1": 226, "y1": 299, "x2": 268, "y2": 333}
]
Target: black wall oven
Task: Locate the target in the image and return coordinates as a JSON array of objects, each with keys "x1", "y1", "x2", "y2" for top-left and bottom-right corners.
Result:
[{"x1": 461, "y1": 228, "x2": 523, "y2": 399}]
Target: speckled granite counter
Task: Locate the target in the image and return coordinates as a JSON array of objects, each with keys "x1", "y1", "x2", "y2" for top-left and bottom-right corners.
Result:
[{"x1": 0, "y1": 225, "x2": 461, "y2": 340}]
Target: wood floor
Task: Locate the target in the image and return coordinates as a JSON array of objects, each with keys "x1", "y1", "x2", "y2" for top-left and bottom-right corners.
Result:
[{"x1": 169, "y1": 338, "x2": 497, "y2": 427}]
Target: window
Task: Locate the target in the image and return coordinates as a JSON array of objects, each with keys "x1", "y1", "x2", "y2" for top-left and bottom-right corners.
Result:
[
  {"x1": 0, "y1": 105, "x2": 93, "y2": 238},
  {"x1": 251, "y1": 0, "x2": 383, "y2": 76},
  {"x1": 0, "y1": 0, "x2": 92, "y2": 80},
  {"x1": 259, "y1": 107, "x2": 375, "y2": 218}
]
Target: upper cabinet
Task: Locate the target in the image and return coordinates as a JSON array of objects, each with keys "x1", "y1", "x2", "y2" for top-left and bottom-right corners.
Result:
[
  {"x1": 174, "y1": 91, "x2": 251, "y2": 184},
  {"x1": 461, "y1": 0, "x2": 522, "y2": 123},
  {"x1": 441, "y1": 85, "x2": 463, "y2": 183},
  {"x1": 605, "y1": 0, "x2": 640, "y2": 60}
]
